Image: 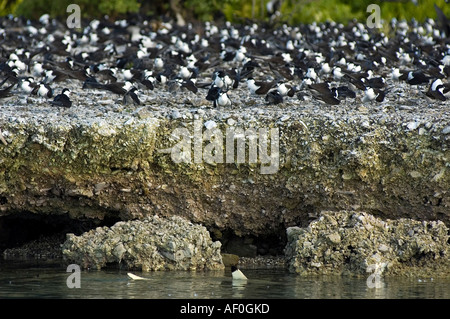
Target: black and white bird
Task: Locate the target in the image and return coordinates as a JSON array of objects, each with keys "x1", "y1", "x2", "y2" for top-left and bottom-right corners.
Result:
[
  {"x1": 231, "y1": 266, "x2": 247, "y2": 280},
  {"x1": 43, "y1": 68, "x2": 68, "y2": 83},
  {"x1": 49, "y1": 88, "x2": 72, "y2": 107},
  {"x1": 18, "y1": 77, "x2": 36, "y2": 94},
  {"x1": 375, "y1": 89, "x2": 388, "y2": 102},
  {"x1": 333, "y1": 67, "x2": 345, "y2": 81},
  {"x1": 216, "y1": 90, "x2": 232, "y2": 107},
  {"x1": 32, "y1": 83, "x2": 53, "y2": 98},
  {"x1": 30, "y1": 61, "x2": 45, "y2": 77},
  {"x1": 265, "y1": 89, "x2": 284, "y2": 105},
  {"x1": 425, "y1": 78, "x2": 447, "y2": 101},
  {"x1": 405, "y1": 71, "x2": 431, "y2": 85},
  {"x1": 246, "y1": 78, "x2": 277, "y2": 95},
  {"x1": 212, "y1": 70, "x2": 234, "y2": 91},
  {"x1": 333, "y1": 86, "x2": 356, "y2": 99},
  {"x1": 139, "y1": 74, "x2": 155, "y2": 90},
  {"x1": 206, "y1": 85, "x2": 231, "y2": 107},
  {"x1": 276, "y1": 81, "x2": 296, "y2": 97}
]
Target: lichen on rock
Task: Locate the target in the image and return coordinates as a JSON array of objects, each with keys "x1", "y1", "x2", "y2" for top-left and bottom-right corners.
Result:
[
  {"x1": 285, "y1": 211, "x2": 449, "y2": 277},
  {"x1": 61, "y1": 215, "x2": 224, "y2": 271}
]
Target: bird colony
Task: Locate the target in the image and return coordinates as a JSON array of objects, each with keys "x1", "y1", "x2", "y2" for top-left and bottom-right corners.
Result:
[
  {"x1": 1, "y1": 12, "x2": 450, "y2": 274},
  {"x1": 1, "y1": 10, "x2": 450, "y2": 113}
]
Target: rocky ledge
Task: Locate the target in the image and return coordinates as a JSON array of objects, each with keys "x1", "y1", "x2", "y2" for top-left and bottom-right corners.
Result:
[{"x1": 0, "y1": 91, "x2": 449, "y2": 238}]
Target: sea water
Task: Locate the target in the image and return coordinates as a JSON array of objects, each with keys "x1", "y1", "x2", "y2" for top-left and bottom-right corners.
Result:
[{"x1": 0, "y1": 261, "x2": 448, "y2": 299}]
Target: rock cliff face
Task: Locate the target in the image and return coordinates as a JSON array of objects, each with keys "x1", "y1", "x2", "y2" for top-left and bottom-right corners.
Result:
[{"x1": 0, "y1": 99, "x2": 449, "y2": 239}]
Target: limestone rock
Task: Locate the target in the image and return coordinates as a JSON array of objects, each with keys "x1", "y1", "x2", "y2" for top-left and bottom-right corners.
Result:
[
  {"x1": 285, "y1": 211, "x2": 450, "y2": 277},
  {"x1": 221, "y1": 253, "x2": 240, "y2": 267},
  {"x1": 1, "y1": 92, "x2": 450, "y2": 238},
  {"x1": 61, "y1": 215, "x2": 224, "y2": 271}
]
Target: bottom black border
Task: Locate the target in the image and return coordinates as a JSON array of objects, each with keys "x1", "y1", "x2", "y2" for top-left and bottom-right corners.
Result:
[{"x1": 1, "y1": 298, "x2": 444, "y2": 317}]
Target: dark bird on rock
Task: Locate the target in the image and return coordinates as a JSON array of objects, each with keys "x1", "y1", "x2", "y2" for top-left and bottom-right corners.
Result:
[
  {"x1": 246, "y1": 77, "x2": 277, "y2": 95},
  {"x1": 0, "y1": 76, "x2": 15, "y2": 98},
  {"x1": 375, "y1": 89, "x2": 388, "y2": 102},
  {"x1": 334, "y1": 86, "x2": 356, "y2": 99},
  {"x1": 405, "y1": 71, "x2": 431, "y2": 85},
  {"x1": 0, "y1": 82, "x2": 14, "y2": 98},
  {"x1": 343, "y1": 72, "x2": 367, "y2": 91},
  {"x1": 206, "y1": 85, "x2": 221, "y2": 103},
  {"x1": 49, "y1": 88, "x2": 72, "y2": 107},
  {"x1": 123, "y1": 87, "x2": 141, "y2": 105},
  {"x1": 363, "y1": 76, "x2": 386, "y2": 89},
  {"x1": 265, "y1": 89, "x2": 284, "y2": 105},
  {"x1": 269, "y1": 62, "x2": 295, "y2": 81},
  {"x1": 82, "y1": 76, "x2": 105, "y2": 90},
  {"x1": 309, "y1": 82, "x2": 340, "y2": 105},
  {"x1": 180, "y1": 79, "x2": 198, "y2": 93},
  {"x1": 82, "y1": 77, "x2": 128, "y2": 95}
]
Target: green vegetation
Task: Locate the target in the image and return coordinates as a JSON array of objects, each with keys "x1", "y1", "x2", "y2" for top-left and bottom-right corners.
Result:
[
  {"x1": 1, "y1": 0, "x2": 449, "y2": 24},
  {"x1": 11, "y1": 0, "x2": 140, "y2": 19}
]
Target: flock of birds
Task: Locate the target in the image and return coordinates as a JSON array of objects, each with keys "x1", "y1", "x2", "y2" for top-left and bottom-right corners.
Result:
[{"x1": 1, "y1": 5, "x2": 450, "y2": 111}]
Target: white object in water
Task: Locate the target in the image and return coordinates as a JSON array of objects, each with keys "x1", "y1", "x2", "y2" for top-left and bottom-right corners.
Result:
[
  {"x1": 127, "y1": 273, "x2": 150, "y2": 280},
  {"x1": 231, "y1": 266, "x2": 248, "y2": 280}
]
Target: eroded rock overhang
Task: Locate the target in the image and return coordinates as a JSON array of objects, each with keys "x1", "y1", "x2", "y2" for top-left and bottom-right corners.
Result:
[{"x1": 0, "y1": 99, "x2": 449, "y2": 237}]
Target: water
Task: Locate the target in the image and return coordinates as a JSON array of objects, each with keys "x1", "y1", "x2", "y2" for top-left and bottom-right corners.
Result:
[{"x1": 0, "y1": 262, "x2": 448, "y2": 299}]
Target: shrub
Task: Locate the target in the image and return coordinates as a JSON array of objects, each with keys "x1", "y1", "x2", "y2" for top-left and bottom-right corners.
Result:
[
  {"x1": 2, "y1": 0, "x2": 450, "y2": 25},
  {"x1": 13, "y1": 0, "x2": 140, "y2": 20}
]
